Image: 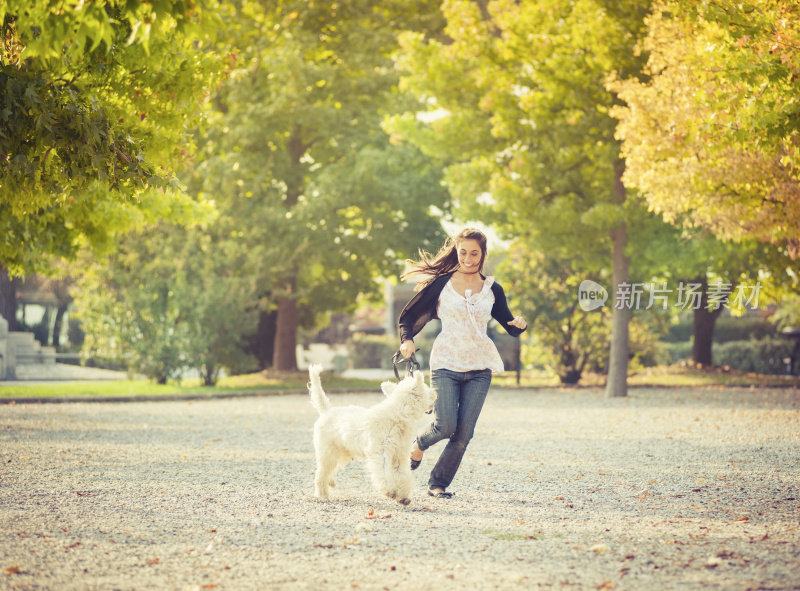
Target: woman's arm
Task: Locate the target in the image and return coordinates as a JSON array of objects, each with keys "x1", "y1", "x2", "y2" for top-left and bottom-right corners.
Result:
[
  {"x1": 491, "y1": 282, "x2": 527, "y2": 337},
  {"x1": 398, "y1": 274, "x2": 451, "y2": 348}
]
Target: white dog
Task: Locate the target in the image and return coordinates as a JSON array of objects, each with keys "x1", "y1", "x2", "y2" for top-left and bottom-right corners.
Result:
[{"x1": 308, "y1": 364, "x2": 436, "y2": 505}]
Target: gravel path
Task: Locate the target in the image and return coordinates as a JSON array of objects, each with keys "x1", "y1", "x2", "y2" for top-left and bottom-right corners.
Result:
[{"x1": 1, "y1": 385, "x2": 799, "y2": 590}]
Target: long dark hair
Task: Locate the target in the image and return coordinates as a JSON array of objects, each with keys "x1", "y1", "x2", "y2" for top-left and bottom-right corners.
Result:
[{"x1": 402, "y1": 228, "x2": 488, "y2": 290}]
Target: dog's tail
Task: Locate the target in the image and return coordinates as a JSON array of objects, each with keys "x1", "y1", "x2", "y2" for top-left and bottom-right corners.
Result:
[{"x1": 307, "y1": 364, "x2": 331, "y2": 414}]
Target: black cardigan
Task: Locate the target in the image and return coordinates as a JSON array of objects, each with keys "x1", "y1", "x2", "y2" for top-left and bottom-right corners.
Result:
[{"x1": 398, "y1": 271, "x2": 526, "y2": 343}]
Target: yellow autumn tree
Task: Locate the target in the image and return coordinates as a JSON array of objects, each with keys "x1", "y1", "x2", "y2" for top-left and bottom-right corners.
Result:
[{"x1": 611, "y1": 1, "x2": 800, "y2": 256}]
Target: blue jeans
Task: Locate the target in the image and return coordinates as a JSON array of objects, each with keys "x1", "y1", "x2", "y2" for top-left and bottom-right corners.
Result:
[{"x1": 416, "y1": 368, "x2": 492, "y2": 490}]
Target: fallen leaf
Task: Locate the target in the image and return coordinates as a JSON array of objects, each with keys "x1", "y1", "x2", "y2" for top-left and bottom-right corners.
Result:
[
  {"x1": 4, "y1": 565, "x2": 21, "y2": 575},
  {"x1": 736, "y1": 516, "x2": 749, "y2": 522},
  {"x1": 147, "y1": 557, "x2": 159, "y2": 565}
]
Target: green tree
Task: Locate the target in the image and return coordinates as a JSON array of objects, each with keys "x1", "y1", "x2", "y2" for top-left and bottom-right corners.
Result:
[
  {"x1": 389, "y1": 0, "x2": 655, "y2": 394},
  {"x1": 74, "y1": 221, "x2": 259, "y2": 384},
  {"x1": 0, "y1": 0, "x2": 221, "y2": 275},
  {"x1": 501, "y1": 245, "x2": 610, "y2": 383},
  {"x1": 190, "y1": 1, "x2": 449, "y2": 371}
]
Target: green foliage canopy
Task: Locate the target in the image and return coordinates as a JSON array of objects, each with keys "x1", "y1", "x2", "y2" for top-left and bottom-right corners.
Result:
[
  {"x1": 389, "y1": 0, "x2": 653, "y2": 264},
  {"x1": 387, "y1": 0, "x2": 657, "y2": 382},
  {"x1": 0, "y1": 0, "x2": 221, "y2": 274},
  {"x1": 188, "y1": 1, "x2": 450, "y2": 369}
]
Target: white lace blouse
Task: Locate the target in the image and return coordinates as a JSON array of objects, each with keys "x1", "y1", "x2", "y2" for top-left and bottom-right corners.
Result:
[{"x1": 428, "y1": 276, "x2": 505, "y2": 373}]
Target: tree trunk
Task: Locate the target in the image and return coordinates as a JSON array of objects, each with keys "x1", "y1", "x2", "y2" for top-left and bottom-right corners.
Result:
[
  {"x1": 605, "y1": 222, "x2": 630, "y2": 398},
  {"x1": 270, "y1": 127, "x2": 306, "y2": 373},
  {"x1": 605, "y1": 160, "x2": 630, "y2": 398},
  {"x1": 272, "y1": 275, "x2": 298, "y2": 372},
  {"x1": 202, "y1": 361, "x2": 217, "y2": 386},
  {"x1": 52, "y1": 304, "x2": 68, "y2": 349},
  {"x1": 50, "y1": 279, "x2": 73, "y2": 350},
  {"x1": 0, "y1": 266, "x2": 19, "y2": 331},
  {"x1": 247, "y1": 309, "x2": 277, "y2": 370},
  {"x1": 691, "y1": 276, "x2": 724, "y2": 366}
]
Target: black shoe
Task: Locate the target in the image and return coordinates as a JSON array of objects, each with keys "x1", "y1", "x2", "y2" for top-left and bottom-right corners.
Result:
[
  {"x1": 427, "y1": 489, "x2": 454, "y2": 499},
  {"x1": 410, "y1": 438, "x2": 422, "y2": 471}
]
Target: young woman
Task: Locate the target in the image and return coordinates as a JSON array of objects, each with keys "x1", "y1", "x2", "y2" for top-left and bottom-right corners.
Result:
[{"x1": 398, "y1": 228, "x2": 527, "y2": 498}]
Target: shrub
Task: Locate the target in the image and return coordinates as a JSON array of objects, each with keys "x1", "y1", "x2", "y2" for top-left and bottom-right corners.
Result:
[
  {"x1": 664, "y1": 314, "x2": 776, "y2": 344},
  {"x1": 713, "y1": 317, "x2": 776, "y2": 343},
  {"x1": 714, "y1": 339, "x2": 794, "y2": 375},
  {"x1": 660, "y1": 341, "x2": 693, "y2": 365},
  {"x1": 347, "y1": 334, "x2": 396, "y2": 369}
]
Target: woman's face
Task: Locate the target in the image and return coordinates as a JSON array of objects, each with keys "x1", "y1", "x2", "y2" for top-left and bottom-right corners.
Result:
[{"x1": 457, "y1": 238, "x2": 484, "y2": 273}]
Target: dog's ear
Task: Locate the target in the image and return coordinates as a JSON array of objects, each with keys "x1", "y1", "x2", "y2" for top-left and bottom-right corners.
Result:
[{"x1": 380, "y1": 381, "x2": 397, "y2": 397}]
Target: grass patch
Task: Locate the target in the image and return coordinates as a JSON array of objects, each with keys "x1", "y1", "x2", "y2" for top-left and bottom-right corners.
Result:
[
  {"x1": 492, "y1": 364, "x2": 800, "y2": 389},
  {"x1": 0, "y1": 372, "x2": 383, "y2": 399},
  {"x1": 627, "y1": 364, "x2": 800, "y2": 388},
  {"x1": 2, "y1": 364, "x2": 797, "y2": 400}
]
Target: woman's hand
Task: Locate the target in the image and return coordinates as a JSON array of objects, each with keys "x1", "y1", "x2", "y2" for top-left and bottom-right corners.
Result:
[
  {"x1": 400, "y1": 339, "x2": 416, "y2": 359},
  {"x1": 509, "y1": 316, "x2": 527, "y2": 330}
]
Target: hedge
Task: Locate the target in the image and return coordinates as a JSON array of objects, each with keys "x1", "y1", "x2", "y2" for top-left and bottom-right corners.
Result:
[{"x1": 662, "y1": 338, "x2": 795, "y2": 375}]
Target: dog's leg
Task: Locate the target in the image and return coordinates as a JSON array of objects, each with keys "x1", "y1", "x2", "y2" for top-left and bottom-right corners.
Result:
[
  {"x1": 366, "y1": 452, "x2": 397, "y2": 500},
  {"x1": 314, "y1": 446, "x2": 340, "y2": 500},
  {"x1": 389, "y1": 447, "x2": 413, "y2": 506},
  {"x1": 369, "y1": 448, "x2": 412, "y2": 505}
]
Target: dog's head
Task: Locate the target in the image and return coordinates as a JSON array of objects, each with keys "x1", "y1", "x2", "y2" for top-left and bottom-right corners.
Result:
[
  {"x1": 395, "y1": 371, "x2": 437, "y2": 414},
  {"x1": 381, "y1": 371, "x2": 437, "y2": 414}
]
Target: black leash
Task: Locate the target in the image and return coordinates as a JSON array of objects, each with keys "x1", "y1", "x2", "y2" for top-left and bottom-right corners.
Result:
[{"x1": 392, "y1": 349, "x2": 420, "y2": 380}]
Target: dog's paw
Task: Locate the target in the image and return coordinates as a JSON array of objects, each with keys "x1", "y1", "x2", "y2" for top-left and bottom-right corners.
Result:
[{"x1": 398, "y1": 498, "x2": 411, "y2": 506}]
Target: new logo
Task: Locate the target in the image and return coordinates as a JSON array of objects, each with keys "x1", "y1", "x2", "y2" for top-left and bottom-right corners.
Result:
[{"x1": 578, "y1": 280, "x2": 608, "y2": 311}]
